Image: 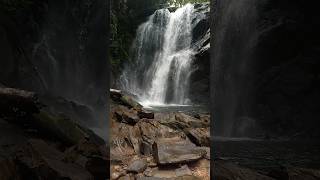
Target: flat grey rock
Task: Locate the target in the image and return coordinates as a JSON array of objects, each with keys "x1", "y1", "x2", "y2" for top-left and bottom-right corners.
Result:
[{"x1": 152, "y1": 138, "x2": 206, "y2": 165}]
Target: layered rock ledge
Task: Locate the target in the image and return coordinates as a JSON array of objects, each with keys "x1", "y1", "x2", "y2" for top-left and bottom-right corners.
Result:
[{"x1": 0, "y1": 87, "x2": 109, "y2": 180}]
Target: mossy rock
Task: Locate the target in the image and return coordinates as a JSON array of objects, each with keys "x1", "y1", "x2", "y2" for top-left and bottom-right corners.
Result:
[
  {"x1": 120, "y1": 95, "x2": 142, "y2": 110},
  {"x1": 32, "y1": 111, "x2": 101, "y2": 146}
]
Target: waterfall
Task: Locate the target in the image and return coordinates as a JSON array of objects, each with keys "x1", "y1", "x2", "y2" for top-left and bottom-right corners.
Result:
[{"x1": 120, "y1": 4, "x2": 196, "y2": 106}]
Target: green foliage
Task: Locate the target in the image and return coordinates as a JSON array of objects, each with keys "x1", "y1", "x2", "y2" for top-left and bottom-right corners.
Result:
[
  {"x1": 110, "y1": 1, "x2": 134, "y2": 74},
  {"x1": 110, "y1": 0, "x2": 167, "y2": 75}
]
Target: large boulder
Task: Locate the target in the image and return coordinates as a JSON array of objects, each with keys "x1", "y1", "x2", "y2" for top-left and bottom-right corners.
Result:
[
  {"x1": 39, "y1": 94, "x2": 96, "y2": 126},
  {"x1": 32, "y1": 110, "x2": 104, "y2": 146},
  {"x1": 152, "y1": 138, "x2": 206, "y2": 165}
]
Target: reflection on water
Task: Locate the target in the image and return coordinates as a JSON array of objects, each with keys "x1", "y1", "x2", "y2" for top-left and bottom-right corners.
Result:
[{"x1": 213, "y1": 138, "x2": 320, "y2": 170}]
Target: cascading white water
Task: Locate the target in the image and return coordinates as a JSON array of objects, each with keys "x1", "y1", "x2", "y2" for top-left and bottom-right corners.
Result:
[{"x1": 120, "y1": 4, "x2": 196, "y2": 106}]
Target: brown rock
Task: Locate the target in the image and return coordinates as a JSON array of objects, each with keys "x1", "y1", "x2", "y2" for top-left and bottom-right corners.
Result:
[
  {"x1": 175, "y1": 113, "x2": 209, "y2": 128},
  {"x1": 110, "y1": 120, "x2": 140, "y2": 156},
  {"x1": 127, "y1": 159, "x2": 148, "y2": 173},
  {"x1": 138, "y1": 166, "x2": 200, "y2": 179},
  {"x1": 185, "y1": 128, "x2": 210, "y2": 147},
  {"x1": 152, "y1": 138, "x2": 206, "y2": 165},
  {"x1": 137, "y1": 120, "x2": 186, "y2": 155},
  {"x1": 0, "y1": 157, "x2": 20, "y2": 180},
  {"x1": 119, "y1": 174, "x2": 135, "y2": 180},
  {"x1": 199, "y1": 114, "x2": 210, "y2": 124},
  {"x1": 175, "y1": 165, "x2": 193, "y2": 177},
  {"x1": 158, "y1": 113, "x2": 208, "y2": 131},
  {"x1": 114, "y1": 105, "x2": 140, "y2": 125},
  {"x1": 138, "y1": 110, "x2": 154, "y2": 119}
]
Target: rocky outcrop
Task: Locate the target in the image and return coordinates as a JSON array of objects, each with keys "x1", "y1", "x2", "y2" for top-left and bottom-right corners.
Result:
[
  {"x1": 110, "y1": 89, "x2": 210, "y2": 180},
  {"x1": 0, "y1": 87, "x2": 109, "y2": 179},
  {"x1": 39, "y1": 94, "x2": 97, "y2": 126},
  {"x1": 189, "y1": 2, "x2": 210, "y2": 106}
]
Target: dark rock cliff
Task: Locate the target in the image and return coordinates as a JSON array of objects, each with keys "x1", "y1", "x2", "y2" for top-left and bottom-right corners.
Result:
[
  {"x1": 190, "y1": 2, "x2": 210, "y2": 106},
  {"x1": 212, "y1": 0, "x2": 320, "y2": 138}
]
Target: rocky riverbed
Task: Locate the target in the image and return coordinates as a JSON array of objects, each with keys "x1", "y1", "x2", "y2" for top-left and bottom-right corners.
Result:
[{"x1": 110, "y1": 89, "x2": 210, "y2": 180}]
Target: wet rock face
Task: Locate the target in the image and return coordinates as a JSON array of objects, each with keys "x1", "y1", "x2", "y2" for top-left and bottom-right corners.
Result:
[{"x1": 189, "y1": 3, "x2": 210, "y2": 106}]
